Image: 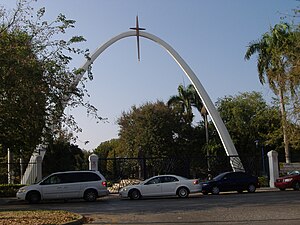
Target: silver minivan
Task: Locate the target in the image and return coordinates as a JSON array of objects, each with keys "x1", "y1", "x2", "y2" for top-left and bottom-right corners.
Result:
[{"x1": 17, "y1": 171, "x2": 109, "y2": 203}]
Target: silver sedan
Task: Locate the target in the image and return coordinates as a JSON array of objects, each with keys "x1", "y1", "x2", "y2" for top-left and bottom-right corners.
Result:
[{"x1": 119, "y1": 175, "x2": 201, "y2": 200}]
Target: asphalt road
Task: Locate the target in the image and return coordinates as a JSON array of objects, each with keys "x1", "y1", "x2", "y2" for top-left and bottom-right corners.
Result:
[{"x1": 1, "y1": 189, "x2": 300, "y2": 224}]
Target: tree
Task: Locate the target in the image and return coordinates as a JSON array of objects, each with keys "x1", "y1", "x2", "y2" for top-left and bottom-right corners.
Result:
[
  {"x1": 42, "y1": 140, "x2": 86, "y2": 176},
  {"x1": 187, "y1": 84, "x2": 209, "y2": 143},
  {"x1": 117, "y1": 101, "x2": 180, "y2": 158},
  {"x1": 245, "y1": 23, "x2": 299, "y2": 163},
  {"x1": 171, "y1": 84, "x2": 211, "y2": 173},
  {"x1": 167, "y1": 84, "x2": 194, "y2": 124},
  {"x1": 94, "y1": 139, "x2": 120, "y2": 178},
  {"x1": 0, "y1": 30, "x2": 47, "y2": 155},
  {"x1": 215, "y1": 92, "x2": 282, "y2": 171},
  {"x1": 0, "y1": 1, "x2": 101, "y2": 156},
  {"x1": 117, "y1": 101, "x2": 205, "y2": 177}
]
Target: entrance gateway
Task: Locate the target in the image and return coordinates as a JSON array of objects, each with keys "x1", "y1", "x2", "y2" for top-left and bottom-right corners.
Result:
[
  {"x1": 20, "y1": 19, "x2": 244, "y2": 184},
  {"x1": 75, "y1": 21, "x2": 244, "y2": 172}
]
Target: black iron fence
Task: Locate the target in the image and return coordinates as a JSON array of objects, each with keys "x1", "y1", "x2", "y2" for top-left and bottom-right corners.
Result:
[
  {"x1": 0, "y1": 152, "x2": 268, "y2": 184},
  {"x1": 98, "y1": 154, "x2": 265, "y2": 182},
  {"x1": 0, "y1": 162, "x2": 37, "y2": 184}
]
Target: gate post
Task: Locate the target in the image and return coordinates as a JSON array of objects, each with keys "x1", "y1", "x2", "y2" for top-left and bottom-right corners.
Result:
[
  {"x1": 267, "y1": 150, "x2": 279, "y2": 188},
  {"x1": 89, "y1": 154, "x2": 99, "y2": 171},
  {"x1": 8, "y1": 148, "x2": 14, "y2": 184},
  {"x1": 36, "y1": 155, "x2": 43, "y2": 182}
]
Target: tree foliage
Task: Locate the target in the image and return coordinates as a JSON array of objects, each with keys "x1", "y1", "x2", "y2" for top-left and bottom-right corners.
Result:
[
  {"x1": 42, "y1": 140, "x2": 87, "y2": 176},
  {"x1": 215, "y1": 92, "x2": 282, "y2": 161},
  {"x1": 117, "y1": 101, "x2": 181, "y2": 158},
  {"x1": 0, "y1": 0, "x2": 101, "y2": 156},
  {"x1": 216, "y1": 92, "x2": 282, "y2": 152},
  {"x1": 115, "y1": 101, "x2": 206, "y2": 177},
  {"x1": 167, "y1": 84, "x2": 194, "y2": 124},
  {"x1": 245, "y1": 22, "x2": 300, "y2": 163},
  {"x1": 0, "y1": 30, "x2": 47, "y2": 154}
]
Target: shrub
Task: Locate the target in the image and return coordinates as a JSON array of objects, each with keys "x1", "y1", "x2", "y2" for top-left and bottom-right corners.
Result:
[
  {"x1": 0, "y1": 184, "x2": 25, "y2": 197},
  {"x1": 258, "y1": 176, "x2": 269, "y2": 187}
]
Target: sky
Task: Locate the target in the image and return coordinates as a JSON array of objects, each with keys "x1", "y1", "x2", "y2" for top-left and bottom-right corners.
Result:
[{"x1": 1, "y1": 0, "x2": 299, "y2": 151}]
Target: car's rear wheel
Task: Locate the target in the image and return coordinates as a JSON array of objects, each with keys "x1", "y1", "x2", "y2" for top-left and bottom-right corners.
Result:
[
  {"x1": 237, "y1": 190, "x2": 244, "y2": 194},
  {"x1": 247, "y1": 184, "x2": 256, "y2": 193},
  {"x1": 279, "y1": 188, "x2": 286, "y2": 191},
  {"x1": 211, "y1": 186, "x2": 220, "y2": 195},
  {"x1": 26, "y1": 191, "x2": 41, "y2": 204},
  {"x1": 177, "y1": 187, "x2": 189, "y2": 198},
  {"x1": 293, "y1": 182, "x2": 300, "y2": 191},
  {"x1": 84, "y1": 189, "x2": 98, "y2": 202},
  {"x1": 129, "y1": 189, "x2": 141, "y2": 200}
]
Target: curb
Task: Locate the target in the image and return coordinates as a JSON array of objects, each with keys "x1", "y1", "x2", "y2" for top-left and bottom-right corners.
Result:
[
  {"x1": 0, "y1": 197, "x2": 16, "y2": 205},
  {"x1": 63, "y1": 214, "x2": 85, "y2": 225}
]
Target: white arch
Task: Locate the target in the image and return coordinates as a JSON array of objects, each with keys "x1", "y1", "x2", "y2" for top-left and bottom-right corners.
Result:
[{"x1": 77, "y1": 31, "x2": 244, "y2": 171}]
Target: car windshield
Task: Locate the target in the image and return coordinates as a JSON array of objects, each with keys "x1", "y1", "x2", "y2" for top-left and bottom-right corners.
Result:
[
  {"x1": 288, "y1": 171, "x2": 300, "y2": 175},
  {"x1": 213, "y1": 172, "x2": 227, "y2": 181}
]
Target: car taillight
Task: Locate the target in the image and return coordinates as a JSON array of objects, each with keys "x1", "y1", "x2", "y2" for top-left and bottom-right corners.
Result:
[
  {"x1": 102, "y1": 181, "x2": 107, "y2": 187},
  {"x1": 193, "y1": 180, "x2": 199, "y2": 185}
]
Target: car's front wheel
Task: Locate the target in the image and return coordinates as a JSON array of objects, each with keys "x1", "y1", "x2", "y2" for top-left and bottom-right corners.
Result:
[
  {"x1": 84, "y1": 189, "x2": 98, "y2": 202},
  {"x1": 129, "y1": 189, "x2": 141, "y2": 200},
  {"x1": 293, "y1": 182, "x2": 300, "y2": 191},
  {"x1": 247, "y1": 184, "x2": 256, "y2": 193},
  {"x1": 211, "y1": 186, "x2": 220, "y2": 195},
  {"x1": 26, "y1": 191, "x2": 41, "y2": 204},
  {"x1": 177, "y1": 187, "x2": 189, "y2": 198}
]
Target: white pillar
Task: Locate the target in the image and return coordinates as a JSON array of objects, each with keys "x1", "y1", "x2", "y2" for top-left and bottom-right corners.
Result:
[
  {"x1": 8, "y1": 148, "x2": 13, "y2": 184},
  {"x1": 268, "y1": 150, "x2": 279, "y2": 188},
  {"x1": 36, "y1": 155, "x2": 43, "y2": 182},
  {"x1": 20, "y1": 157, "x2": 24, "y2": 181},
  {"x1": 89, "y1": 154, "x2": 99, "y2": 171}
]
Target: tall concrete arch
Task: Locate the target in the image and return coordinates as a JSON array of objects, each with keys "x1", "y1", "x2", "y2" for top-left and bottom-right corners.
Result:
[{"x1": 78, "y1": 31, "x2": 244, "y2": 171}]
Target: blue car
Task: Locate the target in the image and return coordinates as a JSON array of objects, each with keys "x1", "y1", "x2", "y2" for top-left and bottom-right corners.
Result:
[{"x1": 201, "y1": 171, "x2": 260, "y2": 195}]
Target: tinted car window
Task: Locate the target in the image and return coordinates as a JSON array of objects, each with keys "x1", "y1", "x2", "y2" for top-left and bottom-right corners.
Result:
[
  {"x1": 41, "y1": 175, "x2": 62, "y2": 185},
  {"x1": 161, "y1": 176, "x2": 179, "y2": 183},
  {"x1": 225, "y1": 172, "x2": 245, "y2": 180},
  {"x1": 40, "y1": 172, "x2": 101, "y2": 185},
  {"x1": 60, "y1": 173, "x2": 80, "y2": 183},
  {"x1": 145, "y1": 177, "x2": 161, "y2": 185},
  {"x1": 79, "y1": 172, "x2": 101, "y2": 182},
  {"x1": 61, "y1": 172, "x2": 101, "y2": 183}
]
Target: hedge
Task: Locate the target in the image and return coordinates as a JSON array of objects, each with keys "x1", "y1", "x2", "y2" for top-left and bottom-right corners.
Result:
[{"x1": 0, "y1": 184, "x2": 25, "y2": 197}]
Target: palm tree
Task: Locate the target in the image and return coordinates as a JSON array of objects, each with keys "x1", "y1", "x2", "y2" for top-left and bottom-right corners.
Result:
[
  {"x1": 167, "y1": 84, "x2": 194, "y2": 124},
  {"x1": 186, "y1": 84, "x2": 209, "y2": 142},
  {"x1": 245, "y1": 23, "x2": 297, "y2": 163},
  {"x1": 187, "y1": 84, "x2": 211, "y2": 173},
  {"x1": 168, "y1": 84, "x2": 211, "y2": 172}
]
